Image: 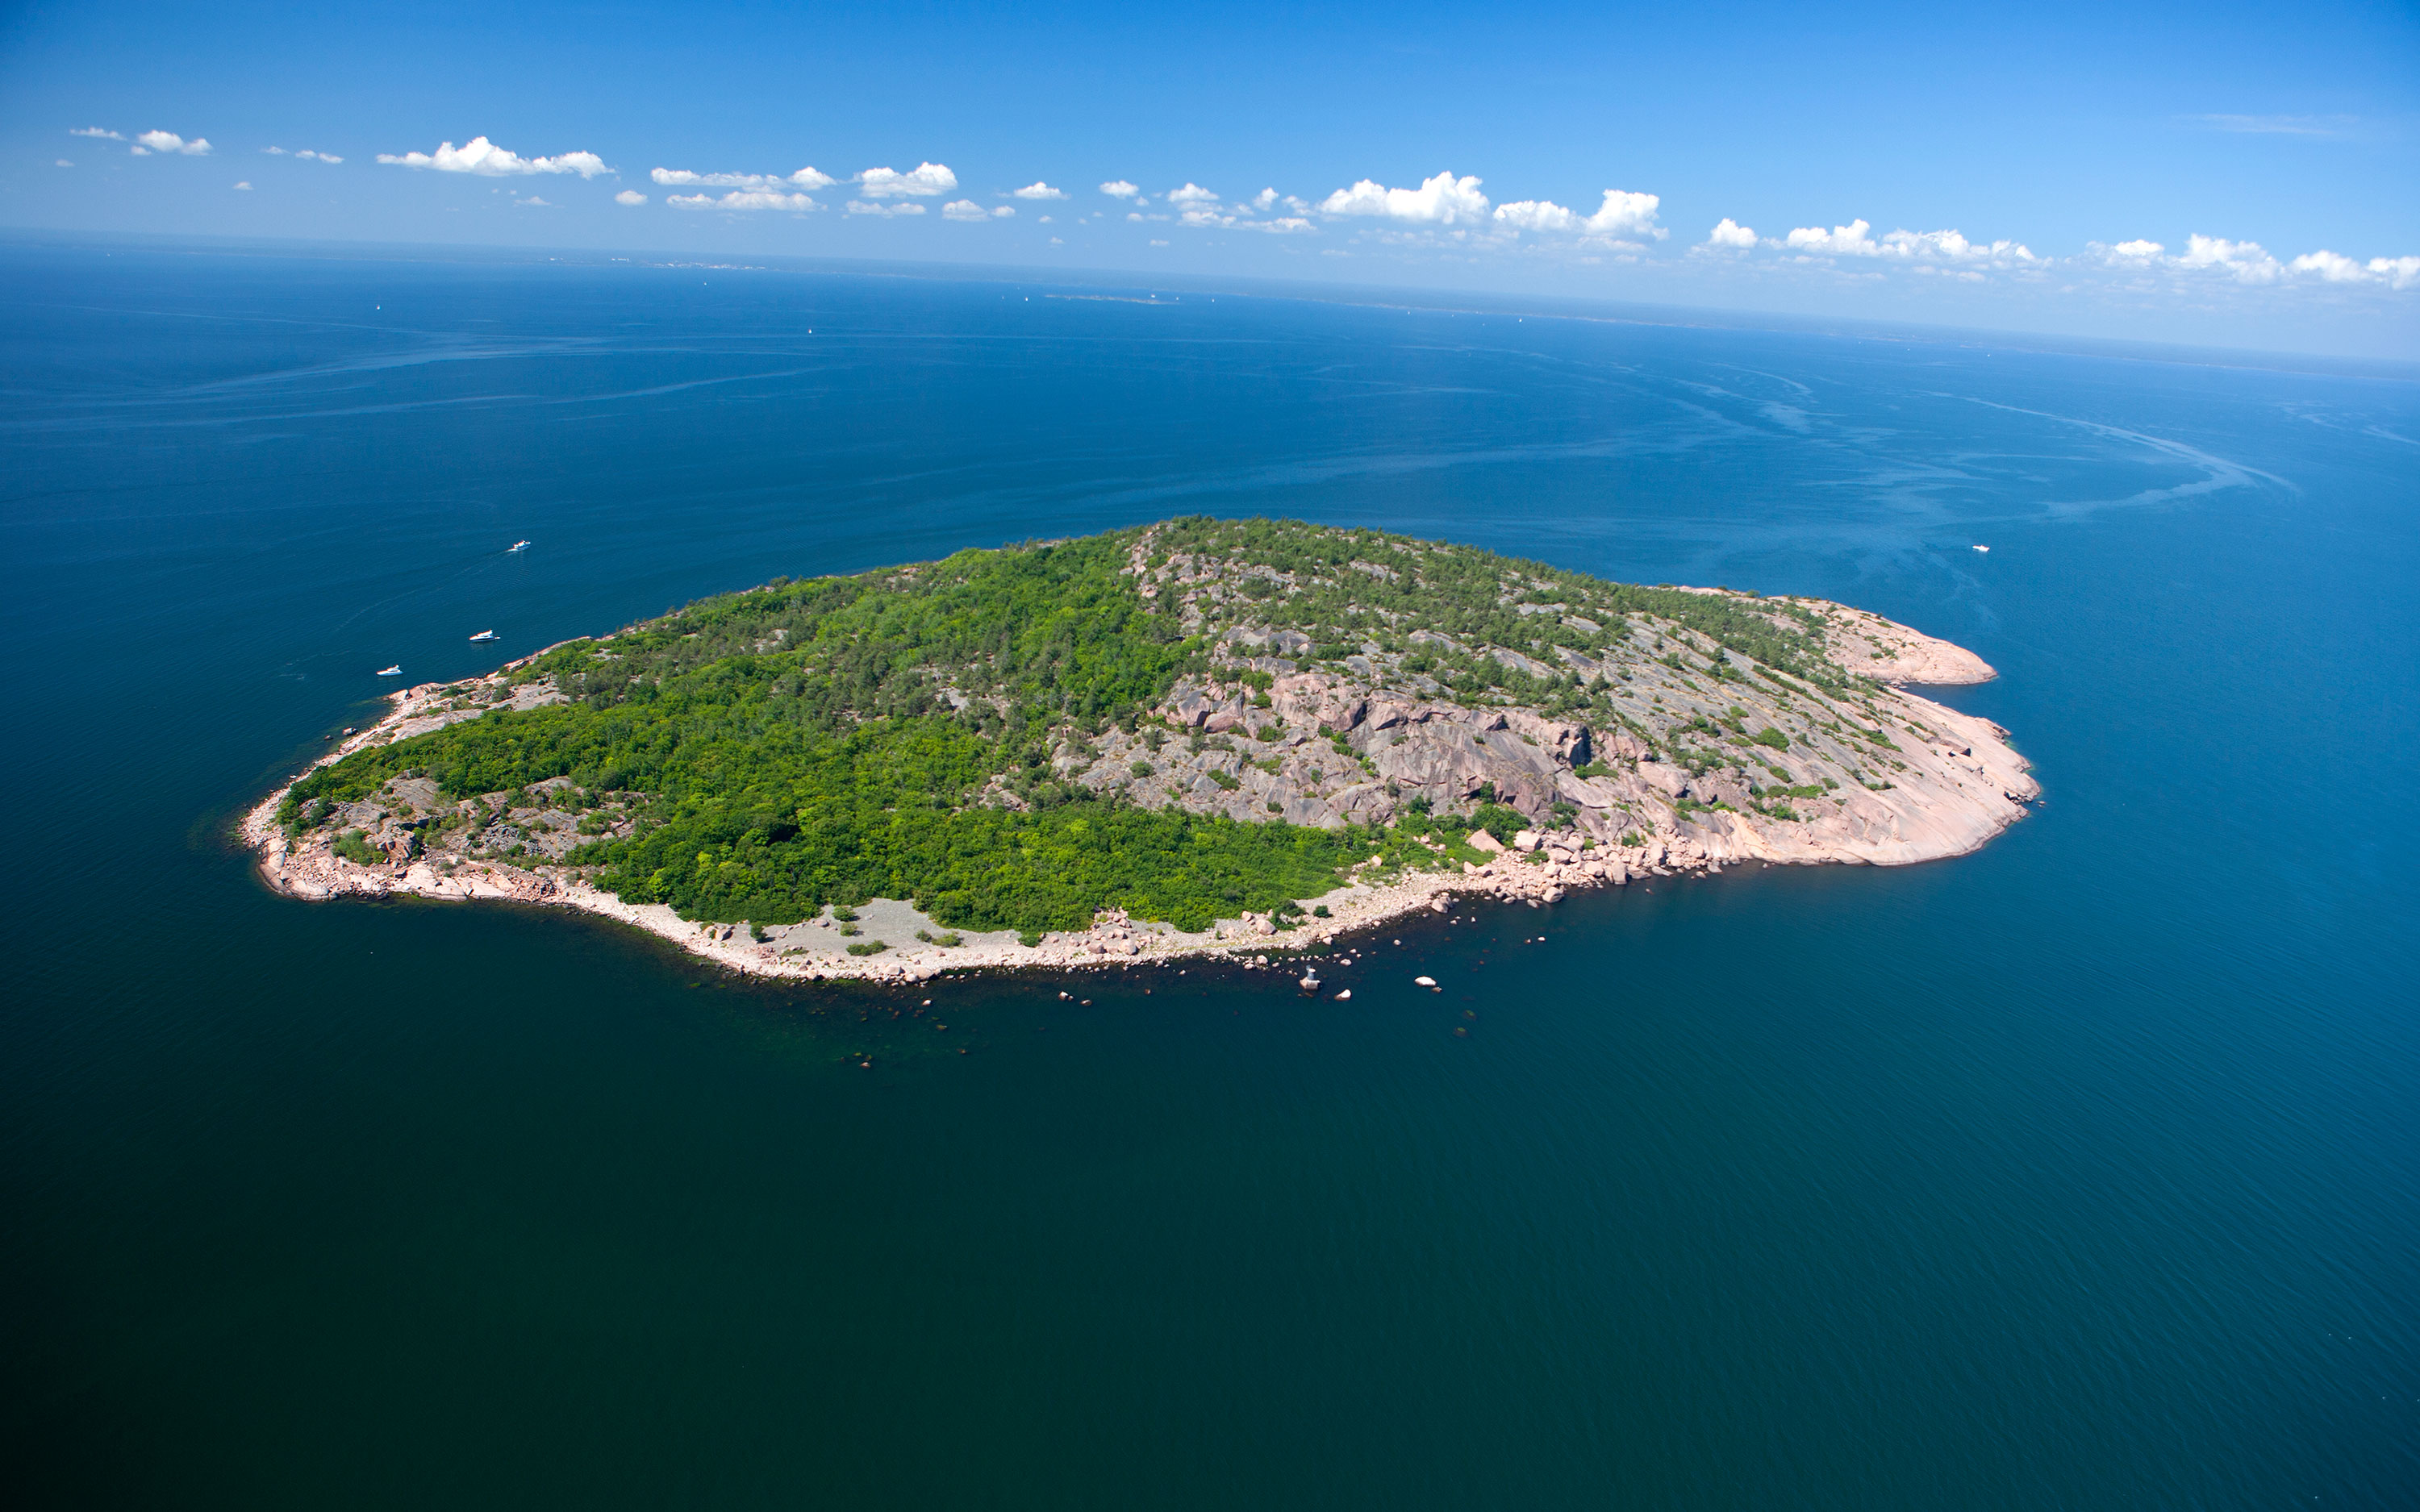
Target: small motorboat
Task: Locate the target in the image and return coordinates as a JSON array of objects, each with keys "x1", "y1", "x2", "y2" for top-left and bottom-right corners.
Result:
[
  {"x1": 376, "y1": 664, "x2": 403, "y2": 677},
  {"x1": 1972, "y1": 544, "x2": 1991, "y2": 553},
  {"x1": 1414, "y1": 975, "x2": 1437, "y2": 988},
  {"x1": 509, "y1": 540, "x2": 532, "y2": 552},
  {"x1": 469, "y1": 629, "x2": 497, "y2": 642}
]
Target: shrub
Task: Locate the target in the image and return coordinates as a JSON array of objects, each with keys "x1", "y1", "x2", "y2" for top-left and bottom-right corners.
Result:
[
  {"x1": 1312, "y1": 905, "x2": 1330, "y2": 918},
  {"x1": 845, "y1": 940, "x2": 889, "y2": 956},
  {"x1": 1210, "y1": 771, "x2": 1240, "y2": 790},
  {"x1": 1752, "y1": 727, "x2": 1790, "y2": 751},
  {"x1": 1266, "y1": 799, "x2": 1283, "y2": 812},
  {"x1": 1018, "y1": 931, "x2": 1044, "y2": 948},
  {"x1": 332, "y1": 829, "x2": 382, "y2": 865},
  {"x1": 1131, "y1": 761, "x2": 1154, "y2": 777},
  {"x1": 934, "y1": 931, "x2": 962, "y2": 948},
  {"x1": 1470, "y1": 802, "x2": 1524, "y2": 845},
  {"x1": 831, "y1": 905, "x2": 857, "y2": 922},
  {"x1": 749, "y1": 922, "x2": 769, "y2": 942}
]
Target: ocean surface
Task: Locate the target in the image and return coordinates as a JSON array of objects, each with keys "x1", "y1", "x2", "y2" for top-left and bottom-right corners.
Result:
[{"x1": 2, "y1": 240, "x2": 2415, "y2": 1510}]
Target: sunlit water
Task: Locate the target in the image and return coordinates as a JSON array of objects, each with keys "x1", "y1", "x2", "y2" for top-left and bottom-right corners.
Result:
[{"x1": 3, "y1": 241, "x2": 2415, "y2": 1509}]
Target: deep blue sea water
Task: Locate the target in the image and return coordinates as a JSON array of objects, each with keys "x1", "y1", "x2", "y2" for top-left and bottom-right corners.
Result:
[{"x1": 3, "y1": 240, "x2": 2416, "y2": 1510}]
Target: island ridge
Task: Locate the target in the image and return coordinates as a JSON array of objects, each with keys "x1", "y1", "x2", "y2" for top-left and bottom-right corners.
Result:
[{"x1": 243, "y1": 518, "x2": 2038, "y2": 979}]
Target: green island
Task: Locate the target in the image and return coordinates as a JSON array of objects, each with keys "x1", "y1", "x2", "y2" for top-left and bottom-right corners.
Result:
[{"x1": 249, "y1": 518, "x2": 2036, "y2": 975}]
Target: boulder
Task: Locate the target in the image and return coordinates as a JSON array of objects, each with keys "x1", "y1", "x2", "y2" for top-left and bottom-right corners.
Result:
[
  {"x1": 1467, "y1": 829, "x2": 1505, "y2": 853},
  {"x1": 1512, "y1": 829, "x2": 1542, "y2": 852}
]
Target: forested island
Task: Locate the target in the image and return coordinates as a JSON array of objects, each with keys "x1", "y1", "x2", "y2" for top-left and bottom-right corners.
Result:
[{"x1": 244, "y1": 519, "x2": 2037, "y2": 979}]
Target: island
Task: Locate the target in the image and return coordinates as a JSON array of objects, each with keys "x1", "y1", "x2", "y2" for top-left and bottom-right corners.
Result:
[{"x1": 242, "y1": 518, "x2": 2038, "y2": 981}]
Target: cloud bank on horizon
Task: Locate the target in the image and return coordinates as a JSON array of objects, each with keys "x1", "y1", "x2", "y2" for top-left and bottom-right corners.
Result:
[{"x1": 52, "y1": 123, "x2": 2420, "y2": 305}]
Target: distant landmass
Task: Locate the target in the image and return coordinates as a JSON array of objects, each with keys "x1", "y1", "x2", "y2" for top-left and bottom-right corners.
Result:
[{"x1": 244, "y1": 518, "x2": 2036, "y2": 979}]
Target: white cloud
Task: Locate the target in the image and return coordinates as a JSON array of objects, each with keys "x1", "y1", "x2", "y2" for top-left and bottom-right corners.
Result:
[
  {"x1": 233, "y1": 181, "x2": 252, "y2": 190},
  {"x1": 2177, "y1": 233, "x2": 2281, "y2": 283},
  {"x1": 2285, "y1": 249, "x2": 2419, "y2": 289},
  {"x1": 1778, "y1": 219, "x2": 2034, "y2": 265},
  {"x1": 2083, "y1": 235, "x2": 2417, "y2": 293},
  {"x1": 1783, "y1": 219, "x2": 1878, "y2": 256},
  {"x1": 1250, "y1": 187, "x2": 1279, "y2": 211},
  {"x1": 267, "y1": 147, "x2": 343, "y2": 163},
  {"x1": 1176, "y1": 206, "x2": 1315, "y2": 234},
  {"x1": 668, "y1": 190, "x2": 822, "y2": 211},
  {"x1": 941, "y1": 198, "x2": 992, "y2": 221},
  {"x1": 515, "y1": 195, "x2": 551, "y2": 206},
  {"x1": 133, "y1": 131, "x2": 211, "y2": 156},
  {"x1": 615, "y1": 190, "x2": 647, "y2": 206},
  {"x1": 1489, "y1": 190, "x2": 1662, "y2": 241},
  {"x1": 1318, "y1": 170, "x2": 1489, "y2": 225},
  {"x1": 1150, "y1": 239, "x2": 1169, "y2": 247},
  {"x1": 1704, "y1": 217, "x2": 1757, "y2": 249},
  {"x1": 1049, "y1": 236, "x2": 1064, "y2": 245},
  {"x1": 2366, "y1": 256, "x2": 2420, "y2": 291},
  {"x1": 1166, "y1": 182, "x2": 1219, "y2": 205},
  {"x1": 1012, "y1": 181, "x2": 1066, "y2": 200},
  {"x1": 70, "y1": 126, "x2": 122, "y2": 140},
  {"x1": 652, "y1": 166, "x2": 833, "y2": 190},
  {"x1": 376, "y1": 136, "x2": 609, "y2": 177},
  {"x1": 265, "y1": 145, "x2": 285, "y2": 154},
  {"x1": 55, "y1": 158, "x2": 73, "y2": 168},
  {"x1": 856, "y1": 162, "x2": 955, "y2": 198},
  {"x1": 1038, "y1": 215, "x2": 1053, "y2": 223},
  {"x1": 845, "y1": 200, "x2": 926, "y2": 217},
  {"x1": 1493, "y1": 199, "x2": 1575, "y2": 233},
  {"x1": 1581, "y1": 189, "x2": 1664, "y2": 240},
  {"x1": 1099, "y1": 179, "x2": 1141, "y2": 198},
  {"x1": 2288, "y1": 249, "x2": 2367, "y2": 283}
]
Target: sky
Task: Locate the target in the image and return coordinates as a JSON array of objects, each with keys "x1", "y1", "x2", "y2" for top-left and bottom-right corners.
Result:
[{"x1": 3, "y1": 0, "x2": 2417, "y2": 356}]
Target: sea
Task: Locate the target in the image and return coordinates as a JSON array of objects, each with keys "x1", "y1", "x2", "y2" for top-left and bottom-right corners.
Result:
[{"x1": 2, "y1": 239, "x2": 2415, "y2": 1510}]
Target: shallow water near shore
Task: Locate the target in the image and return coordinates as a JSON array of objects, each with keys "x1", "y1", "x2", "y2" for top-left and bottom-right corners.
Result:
[{"x1": 3, "y1": 240, "x2": 2417, "y2": 1509}]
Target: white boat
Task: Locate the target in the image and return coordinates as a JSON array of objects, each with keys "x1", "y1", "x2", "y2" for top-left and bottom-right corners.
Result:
[
  {"x1": 469, "y1": 629, "x2": 497, "y2": 642},
  {"x1": 376, "y1": 664, "x2": 403, "y2": 677},
  {"x1": 1973, "y1": 544, "x2": 1991, "y2": 553},
  {"x1": 509, "y1": 540, "x2": 532, "y2": 552}
]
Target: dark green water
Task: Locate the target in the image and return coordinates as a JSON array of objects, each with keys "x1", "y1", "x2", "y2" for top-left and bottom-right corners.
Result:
[{"x1": 4, "y1": 243, "x2": 2415, "y2": 1508}]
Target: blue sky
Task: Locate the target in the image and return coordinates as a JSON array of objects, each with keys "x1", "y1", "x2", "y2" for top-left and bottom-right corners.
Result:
[{"x1": 4, "y1": 0, "x2": 2416, "y2": 356}]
